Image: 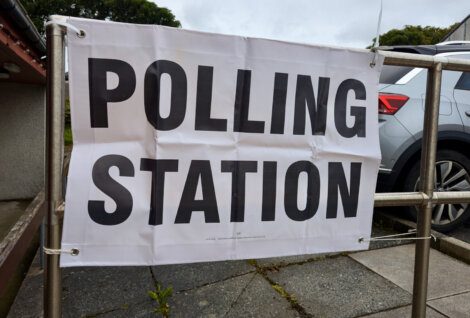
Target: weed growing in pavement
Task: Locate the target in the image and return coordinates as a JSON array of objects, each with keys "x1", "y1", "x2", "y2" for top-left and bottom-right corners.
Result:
[{"x1": 148, "y1": 283, "x2": 173, "y2": 317}]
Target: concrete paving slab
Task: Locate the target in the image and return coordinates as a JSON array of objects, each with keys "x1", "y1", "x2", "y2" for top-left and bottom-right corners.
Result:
[
  {"x1": 428, "y1": 291, "x2": 470, "y2": 318},
  {"x1": 167, "y1": 272, "x2": 299, "y2": 318},
  {"x1": 61, "y1": 267, "x2": 155, "y2": 318},
  {"x1": 9, "y1": 259, "x2": 158, "y2": 318},
  {"x1": 151, "y1": 260, "x2": 255, "y2": 292},
  {"x1": 267, "y1": 256, "x2": 411, "y2": 318},
  {"x1": 225, "y1": 274, "x2": 299, "y2": 318},
  {"x1": 256, "y1": 253, "x2": 336, "y2": 268},
  {"x1": 98, "y1": 274, "x2": 287, "y2": 318},
  {"x1": 359, "y1": 305, "x2": 445, "y2": 318},
  {"x1": 168, "y1": 273, "x2": 254, "y2": 318},
  {"x1": 350, "y1": 244, "x2": 470, "y2": 299},
  {"x1": 169, "y1": 273, "x2": 295, "y2": 318},
  {"x1": 94, "y1": 299, "x2": 156, "y2": 318}
]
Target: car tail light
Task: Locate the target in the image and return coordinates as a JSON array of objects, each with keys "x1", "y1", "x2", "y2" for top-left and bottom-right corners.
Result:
[{"x1": 378, "y1": 93, "x2": 409, "y2": 115}]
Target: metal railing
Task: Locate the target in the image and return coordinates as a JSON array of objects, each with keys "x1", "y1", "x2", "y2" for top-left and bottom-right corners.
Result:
[
  {"x1": 375, "y1": 51, "x2": 470, "y2": 318},
  {"x1": 44, "y1": 23, "x2": 470, "y2": 318}
]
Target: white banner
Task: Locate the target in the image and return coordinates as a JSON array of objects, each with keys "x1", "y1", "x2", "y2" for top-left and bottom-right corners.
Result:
[{"x1": 61, "y1": 17, "x2": 383, "y2": 267}]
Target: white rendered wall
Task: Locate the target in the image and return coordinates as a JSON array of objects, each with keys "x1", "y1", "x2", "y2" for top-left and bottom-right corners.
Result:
[{"x1": 0, "y1": 82, "x2": 45, "y2": 200}]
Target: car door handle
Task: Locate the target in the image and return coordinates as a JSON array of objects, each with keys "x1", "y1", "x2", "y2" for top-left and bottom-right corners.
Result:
[{"x1": 466, "y1": 111, "x2": 470, "y2": 117}]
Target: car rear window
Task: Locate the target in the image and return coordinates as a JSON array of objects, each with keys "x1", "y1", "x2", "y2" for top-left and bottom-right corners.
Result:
[
  {"x1": 380, "y1": 65, "x2": 414, "y2": 84},
  {"x1": 455, "y1": 72, "x2": 470, "y2": 90}
]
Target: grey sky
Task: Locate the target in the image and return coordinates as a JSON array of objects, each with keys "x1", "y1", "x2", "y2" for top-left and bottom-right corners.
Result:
[{"x1": 153, "y1": 0, "x2": 469, "y2": 48}]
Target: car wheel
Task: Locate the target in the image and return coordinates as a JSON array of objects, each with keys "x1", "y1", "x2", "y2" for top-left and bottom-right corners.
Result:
[{"x1": 403, "y1": 149, "x2": 470, "y2": 233}]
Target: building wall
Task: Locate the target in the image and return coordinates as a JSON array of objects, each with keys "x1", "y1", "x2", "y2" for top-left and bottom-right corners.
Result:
[
  {"x1": 0, "y1": 82, "x2": 45, "y2": 200},
  {"x1": 444, "y1": 18, "x2": 470, "y2": 42}
]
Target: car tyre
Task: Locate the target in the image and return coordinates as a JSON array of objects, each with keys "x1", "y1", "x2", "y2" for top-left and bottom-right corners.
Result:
[{"x1": 403, "y1": 149, "x2": 470, "y2": 233}]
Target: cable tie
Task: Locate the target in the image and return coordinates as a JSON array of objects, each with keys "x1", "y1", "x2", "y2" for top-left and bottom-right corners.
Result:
[
  {"x1": 43, "y1": 247, "x2": 80, "y2": 256},
  {"x1": 359, "y1": 229, "x2": 437, "y2": 243}
]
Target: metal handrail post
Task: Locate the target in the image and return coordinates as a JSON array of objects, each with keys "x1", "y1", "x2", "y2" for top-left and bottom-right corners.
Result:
[
  {"x1": 45, "y1": 23, "x2": 65, "y2": 318},
  {"x1": 411, "y1": 62, "x2": 442, "y2": 318}
]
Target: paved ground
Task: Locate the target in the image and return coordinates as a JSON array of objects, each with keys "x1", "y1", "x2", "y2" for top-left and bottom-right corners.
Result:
[{"x1": 7, "y1": 227, "x2": 470, "y2": 318}]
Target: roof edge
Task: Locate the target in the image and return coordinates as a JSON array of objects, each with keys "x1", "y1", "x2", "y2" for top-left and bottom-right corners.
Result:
[{"x1": 0, "y1": 0, "x2": 46, "y2": 55}]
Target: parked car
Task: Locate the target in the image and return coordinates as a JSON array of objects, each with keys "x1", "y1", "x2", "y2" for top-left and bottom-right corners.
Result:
[{"x1": 377, "y1": 41, "x2": 470, "y2": 232}]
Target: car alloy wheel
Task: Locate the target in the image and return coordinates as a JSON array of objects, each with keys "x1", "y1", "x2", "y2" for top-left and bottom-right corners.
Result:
[
  {"x1": 414, "y1": 160, "x2": 470, "y2": 226},
  {"x1": 404, "y1": 149, "x2": 470, "y2": 232}
]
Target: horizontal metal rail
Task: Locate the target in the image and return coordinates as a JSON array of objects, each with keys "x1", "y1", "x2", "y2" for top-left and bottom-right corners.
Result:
[
  {"x1": 380, "y1": 50, "x2": 470, "y2": 71},
  {"x1": 374, "y1": 191, "x2": 470, "y2": 207}
]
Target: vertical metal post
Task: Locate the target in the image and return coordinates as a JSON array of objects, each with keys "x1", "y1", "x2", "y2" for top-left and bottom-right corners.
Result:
[
  {"x1": 411, "y1": 62, "x2": 442, "y2": 318},
  {"x1": 45, "y1": 23, "x2": 65, "y2": 318},
  {"x1": 40, "y1": 219, "x2": 45, "y2": 268}
]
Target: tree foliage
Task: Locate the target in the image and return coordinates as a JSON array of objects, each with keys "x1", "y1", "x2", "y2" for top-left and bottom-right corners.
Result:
[
  {"x1": 21, "y1": 0, "x2": 181, "y2": 35},
  {"x1": 369, "y1": 23, "x2": 459, "y2": 47}
]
